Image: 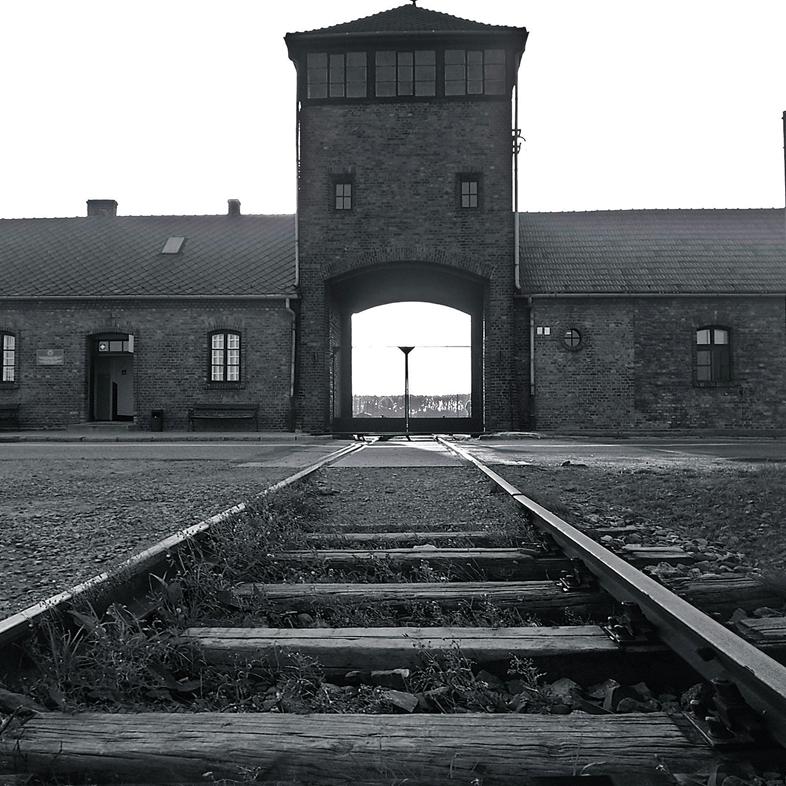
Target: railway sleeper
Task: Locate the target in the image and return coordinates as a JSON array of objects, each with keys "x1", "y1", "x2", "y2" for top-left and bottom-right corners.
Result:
[
  {"x1": 273, "y1": 546, "x2": 696, "y2": 581},
  {"x1": 0, "y1": 711, "x2": 737, "y2": 783},
  {"x1": 180, "y1": 624, "x2": 667, "y2": 677},
  {"x1": 233, "y1": 575, "x2": 782, "y2": 622}
]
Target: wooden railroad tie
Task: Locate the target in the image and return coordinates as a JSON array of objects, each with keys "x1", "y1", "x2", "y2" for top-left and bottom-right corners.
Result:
[
  {"x1": 0, "y1": 712, "x2": 718, "y2": 783},
  {"x1": 181, "y1": 624, "x2": 661, "y2": 673}
]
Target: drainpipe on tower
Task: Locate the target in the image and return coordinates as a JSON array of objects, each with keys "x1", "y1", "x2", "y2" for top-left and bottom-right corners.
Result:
[
  {"x1": 285, "y1": 297, "x2": 297, "y2": 431},
  {"x1": 528, "y1": 296, "x2": 535, "y2": 402},
  {"x1": 513, "y1": 73, "x2": 521, "y2": 291},
  {"x1": 782, "y1": 110, "x2": 786, "y2": 212}
]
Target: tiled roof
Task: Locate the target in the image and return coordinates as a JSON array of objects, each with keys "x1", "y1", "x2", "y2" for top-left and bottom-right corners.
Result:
[
  {"x1": 0, "y1": 214, "x2": 296, "y2": 298},
  {"x1": 291, "y1": 3, "x2": 521, "y2": 37},
  {"x1": 519, "y1": 209, "x2": 786, "y2": 294}
]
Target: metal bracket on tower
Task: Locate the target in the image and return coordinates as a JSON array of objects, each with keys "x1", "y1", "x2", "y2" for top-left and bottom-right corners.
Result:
[
  {"x1": 684, "y1": 678, "x2": 768, "y2": 748},
  {"x1": 602, "y1": 601, "x2": 657, "y2": 646},
  {"x1": 512, "y1": 128, "x2": 524, "y2": 154}
]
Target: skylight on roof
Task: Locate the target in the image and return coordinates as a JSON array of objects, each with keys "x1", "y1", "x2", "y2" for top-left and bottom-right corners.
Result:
[{"x1": 161, "y1": 236, "x2": 185, "y2": 254}]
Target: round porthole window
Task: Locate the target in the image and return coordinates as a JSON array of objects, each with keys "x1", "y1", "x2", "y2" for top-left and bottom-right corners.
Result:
[{"x1": 563, "y1": 328, "x2": 583, "y2": 350}]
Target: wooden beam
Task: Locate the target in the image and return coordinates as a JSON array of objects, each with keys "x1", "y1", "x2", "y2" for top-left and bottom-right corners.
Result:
[
  {"x1": 1, "y1": 712, "x2": 716, "y2": 783},
  {"x1": 235, "y1": 580, "x2": 606, "y2": 618},
  {"x1": 276, "y1": 548, "x2": 570, "y2": 580},
  {"x1": 304, "y1": 530, "x2": 514, "y2": 546},
  {"x1": 235, "y1": 576, "x2": 776, "y2": 619},
  {"x1": 183, "y1": 625, "x2": 637, "y2": 671}
]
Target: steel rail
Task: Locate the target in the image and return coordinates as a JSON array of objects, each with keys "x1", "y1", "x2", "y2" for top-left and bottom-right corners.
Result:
[
  {"x1": 438, "y1": 436, "x2": 786, "y2": 748},
  {"x1": 0, "y1": 440, "x2": 365, "y2": 649}
]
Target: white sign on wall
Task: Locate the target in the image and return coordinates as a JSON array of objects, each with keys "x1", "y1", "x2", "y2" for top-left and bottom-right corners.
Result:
[{"x1": 36, "y1": 349, "x2": 64, "y2": 365}]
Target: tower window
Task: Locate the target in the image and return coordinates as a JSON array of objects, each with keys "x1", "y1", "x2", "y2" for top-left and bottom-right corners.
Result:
[
  {"x1": 445, "y1": 49, "x2": 506, "y2": 96},
  {"x1": 458, "y1": 175, "x2": 481, "y2": 209},
  {"x1": 210, "y1": 331, "x2": 241, "y2": 383},
  {"x1": 1, "y1": 332, "x2": 16, "y2": 383},
  {"x1": 696, "y1": 326, "x2": 731, "y2": 383},
  {"x1": 307, "y1": 52, "x2": 367, "y2": 99},
  {"x1": 376, "y1": 50, "x2": 435, "y2": 97},
  {"x1": 334, "y1": 181, "x2": 353, "y2": 210}
]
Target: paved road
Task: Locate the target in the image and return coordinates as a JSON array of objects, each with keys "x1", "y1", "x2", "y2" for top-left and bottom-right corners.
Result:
[
  {"x1": 465, "y1": 437, "x2": 786, "y2": 468},
  {"x1": 334, "y1": 439, "x2": 460, "y2": 467},
  {"x1": 0, "y1": 440, "x2": 348, "y2": 468}
]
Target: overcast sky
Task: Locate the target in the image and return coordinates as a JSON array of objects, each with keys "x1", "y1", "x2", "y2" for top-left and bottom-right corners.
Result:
[{"x1": 1, "y1": 0, "x2": 785, "y2": 220}]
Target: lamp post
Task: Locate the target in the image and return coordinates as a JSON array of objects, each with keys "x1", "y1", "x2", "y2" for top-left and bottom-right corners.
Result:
[{"x1": 398, "y1": 346, "x2": 414, "y2": 439}]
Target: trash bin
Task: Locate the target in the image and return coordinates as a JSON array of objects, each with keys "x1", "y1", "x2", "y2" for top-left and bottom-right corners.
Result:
[{"x1": 151, "y1": 409, "x2": 164, "y2": 432}]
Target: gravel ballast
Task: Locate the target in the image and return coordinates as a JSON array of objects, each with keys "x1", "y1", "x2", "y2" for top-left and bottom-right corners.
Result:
[{"x1": 0, "y1": 458, "x2": 294, "y2": 618}]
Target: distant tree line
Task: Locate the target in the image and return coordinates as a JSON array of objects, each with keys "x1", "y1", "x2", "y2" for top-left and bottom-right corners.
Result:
[{"x1": 353, "y1": 394, "x2": 471, "y2": 418}]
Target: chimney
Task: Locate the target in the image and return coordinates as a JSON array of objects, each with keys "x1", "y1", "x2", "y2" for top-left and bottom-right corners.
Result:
[
  {"x1": 227, "y1": 199, "x2": 241, "y2": 217},
  {"x1": 87, "y1": 199, "x2": 118, "y2": 217}
]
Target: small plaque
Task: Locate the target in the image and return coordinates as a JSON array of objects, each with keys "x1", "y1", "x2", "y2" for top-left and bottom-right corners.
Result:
[{"x1": 37, "y1": 349, "x2": 64, "y2": 366}]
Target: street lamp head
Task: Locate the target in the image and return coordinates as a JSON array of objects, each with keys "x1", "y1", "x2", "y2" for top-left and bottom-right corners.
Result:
[{"x1": 398, "y1": 346, "x2": 415, "y2": 355}]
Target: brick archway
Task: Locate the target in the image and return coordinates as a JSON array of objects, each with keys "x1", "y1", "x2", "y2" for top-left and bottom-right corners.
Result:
[
  {"x1": 327, "y1": 262, "x2": 486, "y2": 434},
  {"x1": 321, "y1": 246, "x2": 493, "y2": 282}
]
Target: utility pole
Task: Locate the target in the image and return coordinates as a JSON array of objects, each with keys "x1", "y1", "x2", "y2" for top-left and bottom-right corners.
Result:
[{"x1": 398, "y1": 346, "x2": 414, "y2": 440}]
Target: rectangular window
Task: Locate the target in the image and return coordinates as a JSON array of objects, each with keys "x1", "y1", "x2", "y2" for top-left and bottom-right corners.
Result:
[
  {"x1": 696, "y1": 326, "x2": 731, "y2": 383},
  {"x1": 210, "y1": 331, "x2": 242, "y2": 384},
  {"x1": 458, "y1": 174, "x2": 481, "y2": 209},
  {"x1": 306, "y1": 53, "x2": 328, "y2": 99},
  {"x1": 460, "y1": 179, "x2": 479, "y2": 208},
  {"x1": 445, "y1": 49, "x2": 506, "y2": 96},
  {"x1": 307, "y1": 52, "x2": 366, "y2": 99},
  {"x1": 376, "y1": 50, "x2": 435, "y2": 97},
  {"x1": 335, "y1": 182, "x2": 352, "y2": 210},
  {"x1": 2, "y1": 333, "x2": 15, "y2": 383}
]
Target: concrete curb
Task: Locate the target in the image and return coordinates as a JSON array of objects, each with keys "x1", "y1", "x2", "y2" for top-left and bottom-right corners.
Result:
[{"x1": 0, "y1": 431, "x2": 334, "y2": 444}]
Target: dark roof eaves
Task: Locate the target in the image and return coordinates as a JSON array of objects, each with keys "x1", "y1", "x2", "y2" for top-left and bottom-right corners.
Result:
[
  {"x1": 0, "y1": 293, "x2": 299, "y2": 302},
  {"x1": 518, "y1": 290, "x2": 786, "y2": 298},
  {"x1": 286, "y1": 28, "x2": 525, "y2": 45}
]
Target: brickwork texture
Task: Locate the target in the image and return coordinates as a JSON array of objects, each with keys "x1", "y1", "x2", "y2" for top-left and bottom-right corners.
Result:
[{"x1": 0, "y1": 300, "x2": 293, "y2": 430}]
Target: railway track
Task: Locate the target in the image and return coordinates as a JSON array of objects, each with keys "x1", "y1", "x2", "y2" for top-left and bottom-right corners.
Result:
[{"x1": 1, "y1": 436, "x2": 786, "y2": 784}]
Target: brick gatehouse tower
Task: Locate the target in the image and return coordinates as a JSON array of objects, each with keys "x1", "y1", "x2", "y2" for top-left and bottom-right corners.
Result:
[{"x1": 286, "y1": 3, "x2": 528, "y2": 433}]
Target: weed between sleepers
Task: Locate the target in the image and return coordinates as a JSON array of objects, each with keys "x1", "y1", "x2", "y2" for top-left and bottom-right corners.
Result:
[{"x1": 9, "y1": 605, "x2": 558, "y2": 717}]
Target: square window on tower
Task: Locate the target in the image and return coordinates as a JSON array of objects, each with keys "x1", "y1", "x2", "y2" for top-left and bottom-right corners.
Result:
[
  {"x1": 334, "y1": 180, "x2": 353, "y2": 210},
  {"x1": 457, "y1": 174, "x2": 481, "y2": 209}
]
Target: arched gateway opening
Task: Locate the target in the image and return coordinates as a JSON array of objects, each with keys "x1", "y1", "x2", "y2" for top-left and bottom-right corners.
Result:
[{"x1": 328, "y1": 264, "x2": 484, "y2": 434}]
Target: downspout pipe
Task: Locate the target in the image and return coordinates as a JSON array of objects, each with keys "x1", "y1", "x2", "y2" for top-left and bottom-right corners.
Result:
[
  {"x1": 528, "y1": 296, "x2": 535, "y2": 400},
  {"x1": 513, "y1": 72, "x2": 521, "y2": 291},
  {"x1": 285, "y1": 297, "x2": 297, "y2": 431},
  {"x1": 294, "y1": 80, "x2": 301, "y2": 289}
]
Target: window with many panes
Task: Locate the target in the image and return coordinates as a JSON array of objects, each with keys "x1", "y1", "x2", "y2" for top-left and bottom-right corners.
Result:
[
  {"x1": 307, "y1": 52, "x2": 367, "y2": 99},
  {"x1": 696, "y1": 327, "x2": 731, "y2": 383},
  {"x1": 375, "y1": 50, "x2": 436, "y2": 97},
  {"x1": 444, "y1": 49, "x2": 506, "y2": 96},
  {"x1": 334, "y1": 181, "x2": 352, "y2": 210},
  {"x1": 1, "y1": 332, "x2": 15, "y2": 383},
  {"x1": 210, "y1": 331, "x2": 241, "y2": 383},
  {"x1": 458, "y1": 174, "x2": 481, "y2": 209}
]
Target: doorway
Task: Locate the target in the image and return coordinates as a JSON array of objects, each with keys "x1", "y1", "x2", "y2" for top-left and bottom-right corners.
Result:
[
  {"x1": 328, "y1": 264, "x2": 484, "y2": 433},
  {"x1": 89, "y1": 334, "x2": 135, "y2": 422},
  {"x1": 352, "y1": 302, "x2": 471, "y2": 422}
]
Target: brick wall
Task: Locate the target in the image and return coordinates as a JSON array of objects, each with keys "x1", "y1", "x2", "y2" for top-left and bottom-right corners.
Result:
[
  {"x1": 296, "y1": 98, "x2": 516, "y2": 432},
  {"x1": 522, "y1": 296, "x2": 786, "y2": 431},
  {"x1": 0, "y1": 300, "x2": 294, "y2": 430}
]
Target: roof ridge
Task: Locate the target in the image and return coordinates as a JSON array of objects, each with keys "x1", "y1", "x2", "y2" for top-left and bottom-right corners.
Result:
[
  {"x1": 290, "y1": 2, "x2": 520, "y2": 37},
  {"x1": 519, "y1": 207, "x2": 785, "y2": 216},
  {"x1": 0, "y1": 212, "x2": 297, "y2": 222}
]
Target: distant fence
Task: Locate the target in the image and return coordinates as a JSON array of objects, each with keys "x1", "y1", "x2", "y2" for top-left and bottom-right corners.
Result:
[{"x1": 353, "y1": 394, "x2": 471, "y2": 419}]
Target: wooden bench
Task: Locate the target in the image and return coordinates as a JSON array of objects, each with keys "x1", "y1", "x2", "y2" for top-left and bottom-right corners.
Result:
[
  {"x1": 187, "y1": 403, "x2": 259, "y2": 431},
  {"x1": 0, "y1": 403, "x2": 20, "y2": 429}
]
